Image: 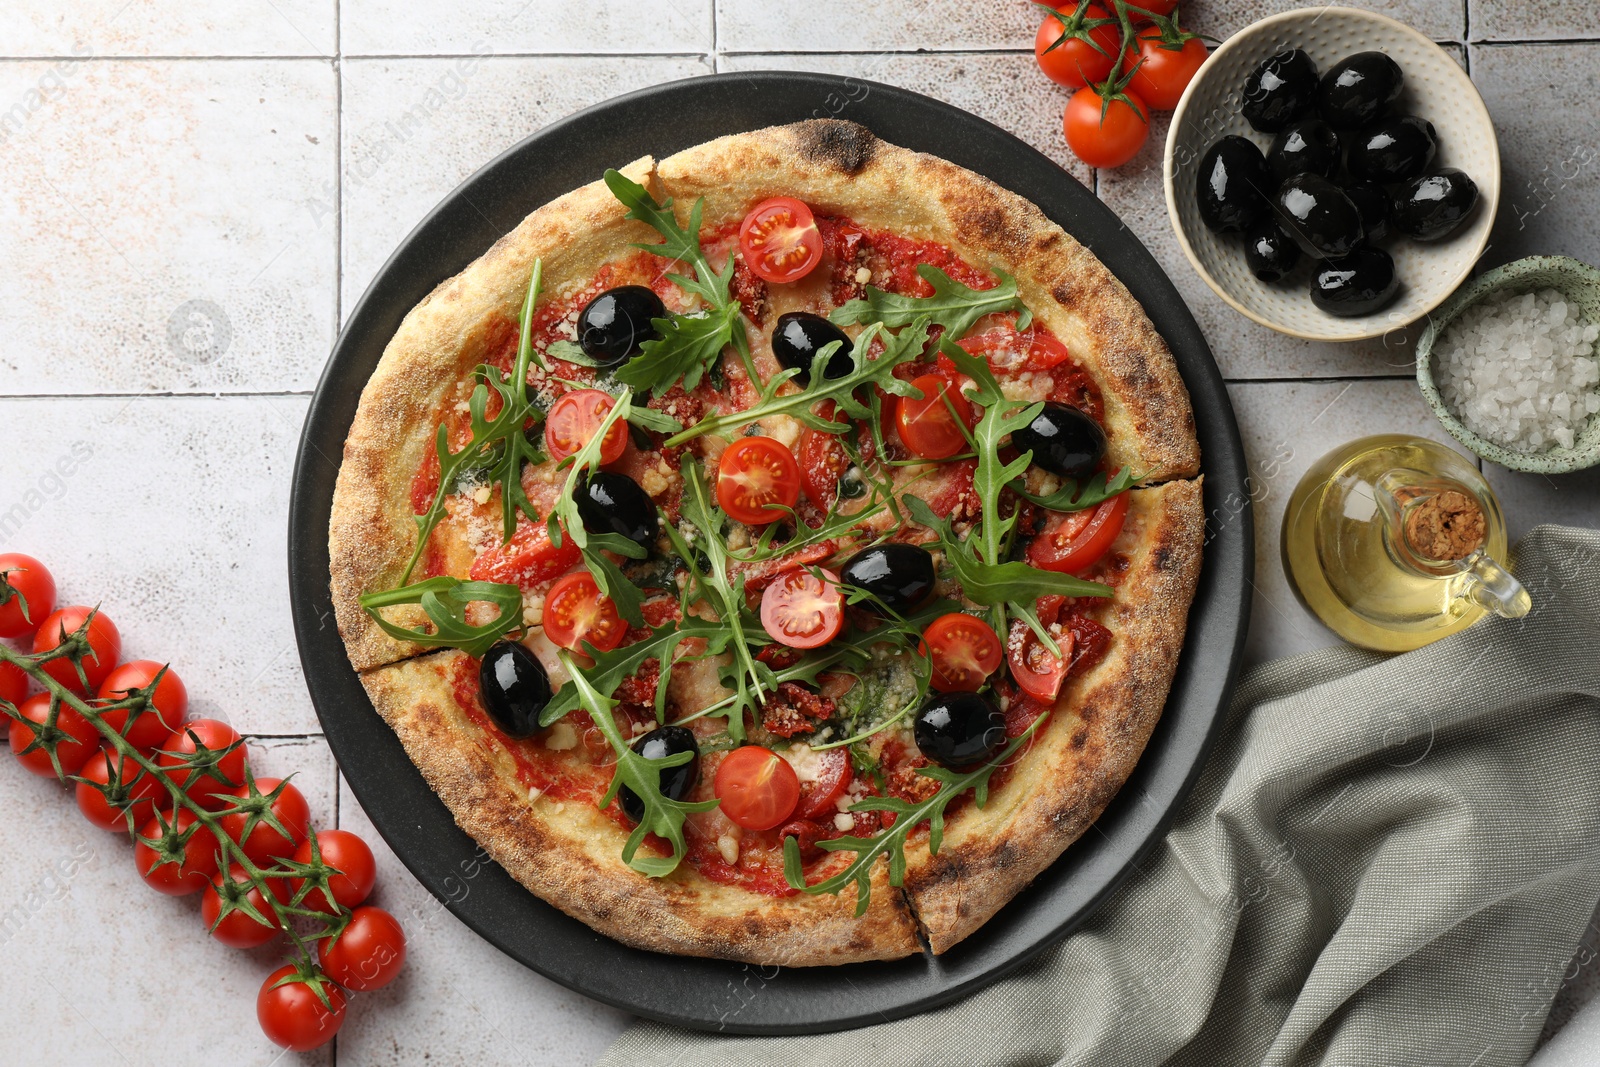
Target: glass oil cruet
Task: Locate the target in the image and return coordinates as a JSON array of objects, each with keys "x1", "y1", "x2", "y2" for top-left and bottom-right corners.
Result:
[{"x1": 1282, "y1": 434, "x2": 1531, "y2": 652}]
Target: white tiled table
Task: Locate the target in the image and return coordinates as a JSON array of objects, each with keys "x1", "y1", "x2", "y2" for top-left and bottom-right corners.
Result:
[{"x1": 2, "y1": 2, "x2": 1597, "y2": 1063}]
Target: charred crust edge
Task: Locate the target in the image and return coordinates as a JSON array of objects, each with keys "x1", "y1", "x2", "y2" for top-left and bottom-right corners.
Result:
[{"x1": 791, "y1": 119, "x2": 878, "y2": 175}]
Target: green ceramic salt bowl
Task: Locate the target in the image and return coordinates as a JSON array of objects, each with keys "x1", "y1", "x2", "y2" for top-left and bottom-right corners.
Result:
[{"x1": 1416, "y1": 255, "x2": 1600, "y2": 474}]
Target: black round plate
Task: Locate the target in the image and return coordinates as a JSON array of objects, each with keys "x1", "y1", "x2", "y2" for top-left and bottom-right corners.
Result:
[{"x1": 288, "y1": 71, "x2": 1252, "y2": 1035}]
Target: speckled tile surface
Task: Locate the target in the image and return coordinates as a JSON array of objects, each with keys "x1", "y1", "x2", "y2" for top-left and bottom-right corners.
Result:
[
  {"x1": 341, "y1": 0, "x2": 715, "y2": 56},
  {"x1": 1470, "y1": 0, "x2": 1600, "y2": 43},
  {"x1": 0, "y1": 0, "x2": 337, "y2": 57}
]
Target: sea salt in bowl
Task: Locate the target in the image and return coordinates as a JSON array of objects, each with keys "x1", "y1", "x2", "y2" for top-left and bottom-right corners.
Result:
[{"x1": 1416, "y1": 256, "x2": 1600, "y2": 474}]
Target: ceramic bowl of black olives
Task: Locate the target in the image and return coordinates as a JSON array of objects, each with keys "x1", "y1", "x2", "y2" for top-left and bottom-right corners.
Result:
[{"x1": 1163, "y1": 7, "x2": 1499, "y2": 342}]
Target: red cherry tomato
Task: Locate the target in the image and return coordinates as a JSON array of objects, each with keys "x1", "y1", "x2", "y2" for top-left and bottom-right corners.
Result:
[
  {"x1": 1034, "y1": 3, "x2": 1127, "y2": 89},
  {"x1": 1008, "y1": 619, "x2": 1074, "y2": 703},
  {"x1": 714, "y1": 746, "x2": 801, "y2": 831},
  {"x1": 203, "y1": 863, "x2": 288, "y2": 948},
  {"x1": 1132, "y1": 0, "x2": 1178, "y2": 17},
  {"x1": 545, "y1": 388, "x2": 627, "y2": 466},
  {"x1": 157, "y1": 718, "x2": 246, "y2": 808},
  {"x1": 96, "y1": 660, "x2": 188, "y2": 752},
  {"x1": 9, "y1": 692, "x2": 99, "y2": 777},
  {"x1": 896, "y1": 373, "x2": 976, "y2": 460},
  {"x1": 794, "y1": 747, "x2": 853, "y2": 820},
  {"x1": 76, "y1": 745, "x2": 165, "y2": 832},
  {"x1": 0, "y1": 661, "x2": 24, "y2": 706},
  {"x1": 920, "y1": 613, "x2": 1004, "y2": 693},
  {"x1": 760, "y1": 567, "x2": 844, "y2": 650},
  {"x1": 219, "y1": 777, "x2": 311, "y2": 866},
  {"x1": 293, "y1": 830, "x2": 378, "y2": 914},
  {"x1": 0, "y1": 554, "x2": 55, "y2": 639},
  {"x1": 133, "y1": 808, "x2": 220, "y2": 896},
  {"x1": 32, "y1": 606, "x2": 121, "y2": 694},
  {"x1": 541, "y1": 570, "x2": 627, "y2": 654},
  {"x1": 1065, "y1": 86, "x2": 1151, "y2": 169},
  {"x1": 716, "y1": 436, "x2": 802, "y2": 525},
  {"x1": 738, "y1": 197, "x2": 822, "y2": 284},
  {"x1": 1131, "y1": 31, "x2": 1207, "y2": 110},
  {"x1": 257, "y1": 964, "x2": 347, "y2": 1052},
  {"x1": 796, "y1": 403, "x2": 875, "y2": 509},
  {"x1": 1027, "y1": 492, "x2": 1130, "y2": 574},
  {"x1": 468, "y1": 519, "x2": 582, "y2": 590},
  {"x1": 956, "y1": 326, "x2": 1072, "y2": 375},
  {"x1": 319, "y1": 905, "x2": 407, "y2": 992}
]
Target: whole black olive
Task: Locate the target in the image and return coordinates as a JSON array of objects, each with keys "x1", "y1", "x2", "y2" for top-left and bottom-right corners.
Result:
[
  {"x1": 1266, "y1": 118, "x2": 1341, "y2": 182},
  {"x1": 1317, "y1": 52, "x2": 1404, "y2": 129},
  {"x1": 1195, "y1": 136, "x2": 1272, "y2": 234},
  {"x1": 1342, "y1": 181, "x2": 1392, "y2": 243},
  {"x1": 1346, "y1": 115, "x2": 1438, "y2": 184},
  {"x1": 1244, "y1": 218, "x2": 1302, "y2": 283},
  {"x1": 478, "y1": 641, "x2": 552, "y2": 739},
  {"x1": 839, "y1": 544, "x2": 936, "y2": 616},
  {"x1": 576, "y1": 286, "x2": 665, "y2": 366},
  {"x1": 771, "y1": 312, "x2": 854, "y2": 383},
  {"x1": 1392, "y1": 169, "x2": 1479, "y2": 241},
  {"x1": 914, "y1": 692, "x2": 1006, "y2": 770},
  {"x1": 1273, "y1": 173, "x2": 1365, "y2": 259},
  {"x1": 618, "y1": 725, "x2": 700, "y2": 823},
  {"x1": 575, "y1": 471, "x2": 656, "y2": 553},
  {"x1": 1241, "y1": 49, "x2": 1320, "y2": 132},
  {"x1": 1010, "y1": 401, "x2": 1106, "y2": 481},
  {"x1": 1310, "y1": 247, "x2": 1399, "y2": 317}
]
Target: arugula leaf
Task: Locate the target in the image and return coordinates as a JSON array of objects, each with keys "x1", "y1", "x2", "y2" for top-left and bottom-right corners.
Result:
[
  {"x1": 1013, "y1": 466, "x2": 1142, "y2": 512},
  {"x1": 829, "y1": 266, "x2": 1033, "y2": 342},
  {"x1": 624, "y1": 405, "x2": 684, "y2": 435},
  {"x1": 782, "y1": 711, "x2": 1050, "y2": 915},
  {"x1": 540, "y1": 615, "x2": 732, "y2": 727},
  {"x1": 544, "y1": 339, "x2": 600, "y2": 367},
  {"x1": 907, "y1": 496, "x2": 1111, "y2": 602},
  {"x1": 618, "y1": 304, "x2": 741, "y2": 396},
  {"x1": 562, "y1": 653, "x2": 718, "y2": 878},
  {"x1": 358, "y1": 578, "x2": 522, "y2": 658}
]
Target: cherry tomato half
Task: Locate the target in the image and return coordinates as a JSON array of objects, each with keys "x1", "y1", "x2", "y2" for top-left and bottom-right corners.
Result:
[
  {"x1": 738, "y1": 196, "x2": 822, "y2": 284},
  {"x1": 133, "y1": 808, "x2": 220, "y2": 896},
  {"x1": 542, "y1": 570, "x2": 627, "y2": 654},
  {"x1": 956, "y1": 326, "x2": 1072, "y2": 375},
  {"x1": 76, "y1": 745, "x2": 165, "y2": 832},
  {"x1": 1034, "y1": 3, "x2": 1127, "y2": 89},
  {"x1": 469, "y1": 519, "x2": 582, "y2": 590},
  {"x1": 293, "y1": 830, "x2": 377, "y2": 914},
  {"x1": 760, "y1": 567, "x2": 844, "y2": 650},
  {"x1": 796, "y1": 403, "x2": 874, "y2": 509},
  {"x1": 896, "y1": 373, "x2": 976, "y2": 460},
  {"x1": 258, "y1": 964, "x2": 347, "y2": 1053},
  {"x1": 97, "y1": 660, "x2": 188, "y2": 752},
  {"x1": 32, "y1": 606, "x2": 121, "y2": 694},
  {"x1": 545, "y1": 388, "x2": 627, "y2": 466},
  {"x1": 9, "y1": 692, "x2": 99, "y2": 777},
  {"x1": 319, "y1": 905, "x2": 407, "y2": 992},
  {"x1": 0, "y1": 553, "x2": 56, "y2": 639},
  {"x1": 794, "y1": 747, "x2": 853, "y2": 820},
  {"x1": 219, "y1": 777, "x2": 311, "y2": 866},
  {"x1": 715, "y1": 746, "x2": 801, "y2": 831},
  {"x1": 1027, "y1": 492, "x2": 1130, "y2": 574},
  {"x1": 157, "y1": 718, "x2": 246, "y2": 808},
  {"x1": 1064, "y1": 86, "x2": 1150, "y2": 169},
  {"x1": 203, "y1": 864, "x2": 287, "y2": 948},
  {"x1": 1131, "y1": 31, "x2": 1207, "y2": 111},
  {"x1": 716, "y1": 436, "x2": 802, "y2": 525},
  {"x1": 1008, "y1": 619, "x2": 1074, "y2": 703},
  {"x1": 921, "y1": 613, "x2": 1004, "y2": 693}
]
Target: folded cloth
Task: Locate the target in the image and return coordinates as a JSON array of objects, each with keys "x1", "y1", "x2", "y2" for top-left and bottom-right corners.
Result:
[{"x1": 600, "y1": 526, "x2": 1600, "y2": 1067}]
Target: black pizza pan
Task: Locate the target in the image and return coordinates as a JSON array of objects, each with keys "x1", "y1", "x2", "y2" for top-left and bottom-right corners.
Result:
[{"x1": 288, "y1": 71, "x2": 1252, "y2": 1035}]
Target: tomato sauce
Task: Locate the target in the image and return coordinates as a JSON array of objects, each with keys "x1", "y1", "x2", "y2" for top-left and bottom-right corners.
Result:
[{"x1": 446, "y1": 656, "x2": 603, "y2": 805}]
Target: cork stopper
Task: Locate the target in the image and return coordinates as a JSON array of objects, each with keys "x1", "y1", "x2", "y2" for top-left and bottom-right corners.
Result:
[{"x1": 1395, "y1": 486, "x2": 1486, "y2": 562}]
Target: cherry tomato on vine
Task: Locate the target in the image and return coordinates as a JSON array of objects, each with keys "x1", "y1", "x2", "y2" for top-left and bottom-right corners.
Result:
[
  {"x1": 544, "y1": 388, "x2": 628, "y2": 466},
  {"x1": 0, "y1": 553, "x2": 55, "y2": 639},
  {"x1": 1064, "y1": 86, "x2": 1150, "y2": 169},
  {"x1": 32, "y1": 605, "x2": 121, "y2": 694},
  {"x1": 759, "y1": 567, "x2": 845, "y2": 650},
  {"x1": 738, "y1": 197, "x2": 822, "y2": 284},
  {"x1": 133, "y1": 809, "x2": 220, "y2": 896},
  {"x1": 896, "y1": 373, "x2": 976, "y2": 460},
  {"x1": 715, "y1": 746, "x2": 801, "y2": 831},
  {"x1": 319, "y1": 905, "x2": 407, "y2": 992},
  {"x1": 1130, "y1": 30, "x2": 1207, "y2": 110},
  {"x1": 97, "y1": 661, "x2": 187, "y2": 752},
  {"x1": 76, "y1": 745, "x2": 165, "y2": 832},
  {"x1": 794, "y1": 747, "x2": 853, "y2": 820},
  {"x1": 9, "y1": 692, "x2": 99, "y2": 777},
  {"x1": 157, "y1": 718, "x2": 246, "y2": 808},
  {"x1": 468, "y1": 520, "x2": 582, "y2": 590},
  {"x1": 292, "y1": 830, "x2": 377, "y2": 914},
  {"x1": 1008, "y1": 620, "x2": 1074, "y2": 703},
  {"x1": 219, "y1": 777, "x2": 311, "y2": 865},
  {"x1": 258, "y1": 964, "x2": 347, "y2": 1052},
  {"x1": 541, "y1": 570, "x2": 627, "y2": 654},
  {"x1": 920, "y1": 613, "x2": 1004, "y2": 693},
  {"x1": 203, "y1": 863, "x2": 287, "y2": 948},
  {"x1": 1129, "y1": 0, "x2": 1179, "y2": 17},
  {"x1": 1034, "y1": 3, "x2": 1127, "y2": 89},
  {"x1": 716, "y1": 436, "x2": 802, "y2": 525},
  {"x1": 0, "y1": 661, "x2": 26, "y2": 706},
  {"x1": 1027, "y1": 492, "x2": 1130, "y2": 573},
  {"x1": 956, "y1": 326, "x2": 1072, "y2": 375}
]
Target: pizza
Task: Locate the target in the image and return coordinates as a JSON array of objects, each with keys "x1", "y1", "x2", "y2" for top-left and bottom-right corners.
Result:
[{"x1": 329, "y1": 119, "x2": 1203, "y2": 966}]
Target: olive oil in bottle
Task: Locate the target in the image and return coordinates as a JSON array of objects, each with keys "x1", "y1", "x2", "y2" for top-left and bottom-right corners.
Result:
[{"x1": 1282, "y1": 434, "x2": 1530, "y2": 652}]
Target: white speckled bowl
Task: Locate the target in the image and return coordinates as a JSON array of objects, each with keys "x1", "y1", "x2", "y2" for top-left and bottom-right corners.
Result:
[{"x1": 1163, "y1": 7, "x2": 1501, "y2": 342}]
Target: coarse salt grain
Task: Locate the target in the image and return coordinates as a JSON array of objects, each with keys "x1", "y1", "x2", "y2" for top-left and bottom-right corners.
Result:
[{"x1": 1436, "y1": 287, "x2": 1600, "y2": 452}]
